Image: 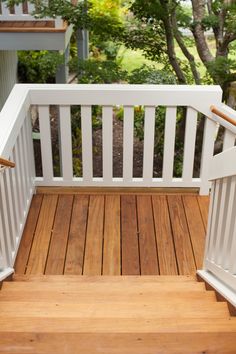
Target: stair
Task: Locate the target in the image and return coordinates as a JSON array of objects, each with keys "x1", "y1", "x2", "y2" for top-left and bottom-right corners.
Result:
[{"x1": 0, "y1": 275, "x2": 236, "y2": 353}]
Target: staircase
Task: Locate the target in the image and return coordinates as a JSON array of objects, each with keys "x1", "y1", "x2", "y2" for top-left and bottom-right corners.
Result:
[{"x1": 0, "y1": 275, "x2": 236, "y2": 353}]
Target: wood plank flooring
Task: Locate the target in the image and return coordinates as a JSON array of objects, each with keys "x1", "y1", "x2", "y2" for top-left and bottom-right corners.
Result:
[
  {"x1": 14, "y1": 193, "x2": 209, "y2": 276},
  {"x1": 0, "y1": 21, "x2": 67, "y2": 32}
]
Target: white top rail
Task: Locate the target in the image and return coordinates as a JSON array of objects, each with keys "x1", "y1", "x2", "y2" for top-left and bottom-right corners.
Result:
[{"x1": 27, "y1": 84, "x2": 222, "y2": 117}]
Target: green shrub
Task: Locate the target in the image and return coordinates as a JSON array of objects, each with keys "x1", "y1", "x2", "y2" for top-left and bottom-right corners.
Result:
[
  {"x1": 128, "y1": 64, "x2": 177, "y2": 84},
  {"x1": 70, "y1": 58, "x2": 128, "y2": 83},
  {"x1": 18, "y1": 51, "x2": 63, "y2": 83}
]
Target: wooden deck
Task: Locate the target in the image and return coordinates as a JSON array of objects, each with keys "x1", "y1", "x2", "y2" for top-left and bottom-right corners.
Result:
[{"x1": 15, "y1": 191, "x2": 209, "y2": 276}]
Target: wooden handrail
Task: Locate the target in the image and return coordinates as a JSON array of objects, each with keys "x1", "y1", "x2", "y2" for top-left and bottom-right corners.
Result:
[
  {"x1": 0, "y1": 157, "x2": 15, "y2": 168},
  {"x1": 211, "y1": 105, "x2": 236, "y2": 127}
]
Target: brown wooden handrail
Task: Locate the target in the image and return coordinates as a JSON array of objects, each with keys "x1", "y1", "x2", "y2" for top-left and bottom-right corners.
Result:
[
  {"x1": 0, "y1": 157, "x2": 15, "y2": 168},
  {"x1": 211, "y1": 105, "x2": 236, "y2": 127}
]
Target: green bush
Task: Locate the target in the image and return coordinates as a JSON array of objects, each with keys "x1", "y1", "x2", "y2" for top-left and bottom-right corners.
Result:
[
  {"x1": 128, "y1": 64, "x2": 177, "y2": 84},
  {"x1": 70, "y1": 58, "x2": 128, "y2": 84},
  {"x1": 18, "y1": 51, "x2": 63, "y2": 83}
]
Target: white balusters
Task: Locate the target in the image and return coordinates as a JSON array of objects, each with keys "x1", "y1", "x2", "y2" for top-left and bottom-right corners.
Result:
[
  {"x1": 207, "y1": 179, "x2": 221, "y2": 261},
  {"x1": 81, "y1": 106, "x2": 93, "y2": 183},
  {"x1": 14, "y1": 3, "x2": 23, "y2": 15},
  {"x1": 36, "y1": 102, "x2": 218, "y2": 189},
  {"x1": 163, "y1": 107, "x2": 177, "y2": 182},
  {"x1": 27, "y1": 2, "x2": 35, "y2": 13},
  {"x1": 203, "y1": 146, "x2": 236, "y2": 298},
  {"x1": 1, "y1": 1, "x2": 10, "y2": 16},
  {"x1": 13, "y1": 140, "x2": 24, "y2": 216},
  {"x1": 18, "y1": 126, "x2": 28, "y2": 207},
  {"x1": 59, "y1": 106, "x2": 73, "y2": 182},
  {"x1": 4, "y1": 168, "x2": 17, "y2": 250},
  {"x1": 21, "y1": 119, "x2": 31, "y2": 199},
  {"x1": 102, "y1": 106, "x2": 113, "y2": 184},
  {"x1": 182, "y1": 107, "x2": 198, "y2": 182},
  {"x1": 229, "y1": 214, "x2": 236, "y2": 274},
  {"x1": 221, "y1": 176, "x2": 236, "y2": 268},
  {"x1": 0, "y1": 173, "x2": 13, "y2": 265},
  {"x1": 200, "y1": 117, "x2": 217, "y2": 195},
  {"x1": 9, "y1": 151, "x2": 21, "y2": 235},
  {"x1": 123, "y1": 106, "x2": 134, "y2": 183},
  {"x1": 38, "y1": 106, "x2": 53, "y2": 184},
  {"x1": 0, "y1": 106, "x2": 35, "y2": 277},
  {"x1": 214, "y1": 178, "x2": 230, "y2": 263},
  {"x1": 3, "y1": 170, "x2": 16, "y2": 251},
  {"x1": 143, "y1": 106, "x2": 156, "y2": 184}
]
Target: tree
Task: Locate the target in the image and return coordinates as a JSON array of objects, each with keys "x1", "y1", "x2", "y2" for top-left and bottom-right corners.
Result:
[
  {"x1": 6, "y1": 0, "x2": 236, "y2": 101},
  {"x1": 125, "y1": 0, "x2": 236, "y2": 101}
]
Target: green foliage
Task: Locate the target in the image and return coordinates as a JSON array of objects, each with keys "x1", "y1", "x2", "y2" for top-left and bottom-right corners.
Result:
[
  {"x1": 122, "y1": 21, "x2": 167, "y2": 62},
  {"x1": 90, "y1": 38, "x2": 121, "y2": 60},
  {"x1": 72, "y1": 127, "x2": 83, "y2": 177},
  {"x1": 176, "y1": 3, "x2": 192, "y2": 28},
  {"x1": 88, "y1": 0, "x2": 124, "y2": 39},
  {"x1": 128, "y1": 64, "x2": 177, "y2": 84},
  {"x1": 207, "y1": 56, "x2": 236, "y2": 86},
  {"x1": 17, "y1": 51, "x2": 63, "y2": 83},
  {"x1": 201, "y1": 14, "x2": 219, "y2": 31},
  {"x1": 70, "y1": 58, "x2": 128, "y2": 83}
]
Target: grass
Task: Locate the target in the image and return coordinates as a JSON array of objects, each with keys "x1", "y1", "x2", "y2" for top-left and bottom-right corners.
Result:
[
  {"x1": 117, "y1": 37, "x2": 216, "y2": 79},
  {"x1": 117, "y1": 45, "x2": 160, "y2": 73}
]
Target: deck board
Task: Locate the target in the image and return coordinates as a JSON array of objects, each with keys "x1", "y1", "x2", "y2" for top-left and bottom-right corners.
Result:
[
  {"x1": 45, "y1": 195, "x2": 73, "y2": 275},
  {"x1": 197, "y1": 196, "x2": 210, "y2": 231},
  {"x1": 152, "y1": 195, "x2": 178, "y2": 275},
  {"x1": 64, "y1": 195, "x2": 89, "y2": 275},
  {"x1": 167, "y1": 195, "x2": 196, "y2": 275},
  {"x1": 102, "y1": 196, "x2": 121, "y2": 275},
  {"x1": 26, "y1": 195, "x2": 58, "y2": 275},
  {"x1": 121, "y1": 195, "x2": 140, "y2": 275},
  {"x1": 182, "y1": 195, "x2": 206, "y2": 269},
  {"x1": 137, "y1": 196, "x2": 159, "y2": 275},
  {"x1": 83, "y1": 196, "x2": 105, "y2": 275},
  {"x1": 15, "y1": 192, "x2": 210, "y2": 276},
  {"x1": 14, "y1": 194, "x2": 43, "y2": 274}
]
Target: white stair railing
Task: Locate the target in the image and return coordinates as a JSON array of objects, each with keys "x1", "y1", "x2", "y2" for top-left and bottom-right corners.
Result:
[
  {"x1": 198, "y1": 104, "x2": 236, "y2": 306},
  {"x1": 0, "y1": 86, "x2": 35, "y2": 281}
]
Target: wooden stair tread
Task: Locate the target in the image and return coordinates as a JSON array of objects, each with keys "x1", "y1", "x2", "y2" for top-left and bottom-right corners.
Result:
[
  {"x1": 0, "y1": 317, "x2": 236, "y2": 333},
  {"x1": 0, "y1": 290, "x2": 217, "y2": 302},
  {"x1": 2, "y1": 281, "x2": 206, "y2": 292},
  {"x1": 0, "y1": 301, "x2": 229, "y2": 318},
  {"x1": 13, "y1": 274, "x2": 197, "y2": 282},
  {"x1": 0, "y1": 275, "x2": 236, "y2": 353}
]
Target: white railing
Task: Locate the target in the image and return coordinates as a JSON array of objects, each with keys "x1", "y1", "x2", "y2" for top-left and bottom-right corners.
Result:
[
  {"x1": 0, "y1": 83, "x2": 229, "y2": 281},
  {"x1": 0, "y1": 86, "x2": 35, "y2": 280},
  {"x1": 27, "y1": 84, "x2": 222, "y2": 193},
  {"x1": 198, "y1": 104, "x2": 236, "y2": 306},
  {"x1": 0, "y1": 0, "x2": 63, "y2": 28}
]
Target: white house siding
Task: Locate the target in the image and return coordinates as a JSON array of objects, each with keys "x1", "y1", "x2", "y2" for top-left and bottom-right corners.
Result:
[{"x1": 0, "y1": 51, "x2": 17, "y2": 110}]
